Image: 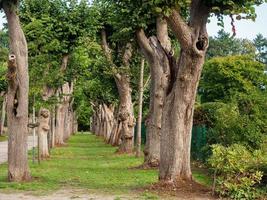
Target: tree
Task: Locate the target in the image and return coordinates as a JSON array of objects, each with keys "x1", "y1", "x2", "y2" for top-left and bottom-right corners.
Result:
[
  {"x1": 0, "y1": 0, "x2": 31, "y2": 181},
  {"x1": 108, "y1": 0, "x2": 266, "y2": 183},
  {"x1": 207, "y1": 30, "x2": 256, "y2": 59},
  {"x1": 142, "y1": 0, "x2": 266, "y2": 183},
  {"x1": 103, "y1": 0, "x2": 172, "y2": 167},
  {"x1": 20, "y1": 0, "x2": 98, "y2": 146},
  {"x1": 253, "y1": 34, "x2": 267, "y2": 65},
  {"x1": 92, "y1": 2, "x2": 139, "y2": 153}
]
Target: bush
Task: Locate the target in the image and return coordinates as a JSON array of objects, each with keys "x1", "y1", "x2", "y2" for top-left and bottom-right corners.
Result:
[{"x1": 208, "y1": 144, "x2": 264, "y2": 199}]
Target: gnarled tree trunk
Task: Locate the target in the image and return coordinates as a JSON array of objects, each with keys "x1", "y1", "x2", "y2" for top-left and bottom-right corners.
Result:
[
  {"x1": 55, "y1": 101, "x2": 65, "y2": 145},
  {"x1": 54, "y1": 55, "x2": 70, "y2": 145},
  {"x1": 115, "y1": 74, "x2": 135, "y2": 153},
  {"x1": 159, "y1": 2, "x2": 210, "y2": 183},
  {"x1": 101, "y1": 30, "x2": 135, "y2": 153},
  {"x1": 37, "y1": 108, "x2": 50, "y2": 159},
  {"x1": 136, "y1": 18, "x2": 171, "y2": 167},
  {"x1": 3, "y1": 2, "x2": 31, "y2": 181}
]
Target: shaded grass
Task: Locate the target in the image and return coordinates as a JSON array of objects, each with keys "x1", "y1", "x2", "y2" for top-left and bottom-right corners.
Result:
[
  {"x1": 0, "y1": 133, "x2": 212, "y2": 196},
  {"x1": 0, "y1": 135, "x2": 7, "y2": 142}
]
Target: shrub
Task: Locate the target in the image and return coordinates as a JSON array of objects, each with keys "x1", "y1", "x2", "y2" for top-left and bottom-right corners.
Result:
[{"x1": 208, "y1": 144, "x2": 264, "y2": 199}]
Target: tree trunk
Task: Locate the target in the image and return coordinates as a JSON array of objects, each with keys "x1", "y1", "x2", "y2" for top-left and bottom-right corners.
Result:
[
  {"x1": 108, "y1": 117, "x2": 122, "y2": 146},
  {"x1": 55, "y1": 100, "x2": 65, "y2": 145},
  {"x1": 159, "y1": 50, "x2": 205, "y2": 182},
  {"x1": 100, "y1": 30, "x2": 135, "y2": 152},
  {"x1": 136, "y1": 18, "x2": 171, "y2": 167},
  {"x1": 116, "y1": 74, "x2": 135, "y2": 153},
  {"x1": 73, "y1": 111, "x2": 78, "y2": 133},
  {"x1": 54, "y1": 55, "x2": 70, "y2": 145},
  {"x1": 136, "y1": 58, "x2": 145, "y2": 157},
  {"x1": 159, "y1": 3, "x2": 209, "y2": 183},
  {"x1": 102, "y1": 104, "x2": 115, "y2": 143},
  {"x1": 51, "y1": 107, "x2": 56, "y2": 148},
  {"x1": 37, "y1": 108, "x2": 50, "y2": 159},
  {"x1": 62, "y1": 82, "x2": 73, "y2": 141},
  {"x1": 3, "y1": 2, "x2": 31, "y2": 181},
  {"x1": 0, "y1": 95, "x2": 6, "y2": 136}
]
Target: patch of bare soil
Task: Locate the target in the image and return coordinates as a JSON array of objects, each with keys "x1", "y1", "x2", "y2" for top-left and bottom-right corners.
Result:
[
  {"x1": 149, "y1": 179, "x2": 218, "y2": 200},
  {"x1": 0, "y1": 188, "x2": 132, "y2": 200}
]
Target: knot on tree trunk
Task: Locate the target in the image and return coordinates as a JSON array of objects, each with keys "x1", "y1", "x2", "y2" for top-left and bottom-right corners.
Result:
[
  {"x1": 7, "y1": 54, "x2": 17, "y2": 88},
  {"x1": 118, "y1": 111, "x2": 129, "y2": 121},
  {"x1": 196, "y1": 35, "x2": 208, "y2": 51}
]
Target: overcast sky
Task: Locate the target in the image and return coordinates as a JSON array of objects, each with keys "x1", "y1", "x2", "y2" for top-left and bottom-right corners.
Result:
[{"x1": 0, "y1": 3, "x2": 266, "y2": 40}]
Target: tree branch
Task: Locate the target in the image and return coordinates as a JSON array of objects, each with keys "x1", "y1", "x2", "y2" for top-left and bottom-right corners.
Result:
[
  {"x1": 101, "y1": 29, "x2": 113, "y2": 63},
  {"x1": 156, "y1": 17, "x2": 171, "y2": 52},
  {"x1": 122, "y1": 43, "x2": 132, "y2": 67},
  {"x1": 166, "y1": 8, "x2": 192, "y2": 48},
  {"x1": 136, "y1": 28, "x2": 154, "y2": 59}
]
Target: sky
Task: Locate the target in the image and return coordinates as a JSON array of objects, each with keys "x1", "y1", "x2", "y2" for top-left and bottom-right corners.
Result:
[{"x1": 0, "y1": 3, "x2": 267, "y2": 40}]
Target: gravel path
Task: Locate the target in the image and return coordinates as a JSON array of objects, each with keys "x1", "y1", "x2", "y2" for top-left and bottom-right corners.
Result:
[{"x1": 0, "y1": 135, "x2": 37, "y2": 164}]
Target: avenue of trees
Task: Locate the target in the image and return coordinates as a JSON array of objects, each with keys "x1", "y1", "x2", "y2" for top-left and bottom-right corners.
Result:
[{"x1": 0, "y1": 0, "x2": 267, "y2": 198}]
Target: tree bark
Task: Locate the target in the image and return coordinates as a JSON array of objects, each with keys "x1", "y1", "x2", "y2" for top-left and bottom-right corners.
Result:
[
  {"x1": 50, "y1": 107, "x2": 56, "y2": 148},
  {"x1": 55, "y1": 101, "x2": 65, "y2": 145},
  {"x1": 54, "y1": 55, "x2": 70, "y2": 145},
  {"x1": 3, "y1": 2, "x2": 31, "y2": 181},
  {"x1": 159, "y1": 2, "x2": 210, "y2": 183},
  {"x1": 0, "y1": 95, "x2": 6, "y2": 136},
  {"x1": 101, "y1": 30, "x2": 135, "y2": 153},
  {"x1": 136, "y1": 18, "x2": 171, "y2": 167},
  {"x1": 115, "y1": 74, "x2": 135, "y2": 153},
  {"x1": 136, "y1": 58, "x2": 145, "y2": 157},
  {"x1": 37, "y1": 108, "x2": 50, "y2": 159}
]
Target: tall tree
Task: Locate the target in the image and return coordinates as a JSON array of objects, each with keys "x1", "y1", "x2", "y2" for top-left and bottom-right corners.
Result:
[
  {"x1": 110, "y1": 0, "x2": 266, "y2": 183},
  {"x1": 1, "y1": 0, "x2": 31, "y2": 181},
  {"x1": 207, "y1": 30, "x2": 256, "y2": 59},
  {"x1": 253, "y1": 34, "x2": 267, "y2": 65},
  {"x1": 20, "y1": 0, "x2": 98, "y2": 146}
]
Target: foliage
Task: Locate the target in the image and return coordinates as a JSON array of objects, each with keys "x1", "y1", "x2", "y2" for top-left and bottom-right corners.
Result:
[
  {"x1": 253, "y1": 33, "x2": 267, "y2": 65},
  {"x1": 199, "y1": 55, "x2": 267, "y2": 103},
  {"x1": 0, "y1": 29, "x2": 8, "y2": 93},
  {"x1": 208, "y1": 144, "x2": 264, "y2": 199},
  {"x1": 19, "y1": 0, "x2": 100, "y2": 108},
  {"x1": 195, "y1": 89, "x2": 267, "y2": 151},
  {"x1": 70, "y1": 38, "x2": 119, "y2": 129},
  {"x1": 207, "y1": 30, "x2": 256, "y2": 59}
]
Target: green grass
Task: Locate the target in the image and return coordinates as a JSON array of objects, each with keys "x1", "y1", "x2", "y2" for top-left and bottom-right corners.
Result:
[
  {"x1": 0, "y1": 133, "x2": 211, "y2": 197},
  {"x1": 0, "y1": 135, "x2": 7, "y2": 142}
]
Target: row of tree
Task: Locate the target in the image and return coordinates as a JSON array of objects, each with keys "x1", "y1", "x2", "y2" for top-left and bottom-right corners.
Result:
[{"x1": 0, "y1": 0, "x2": 266, "y2": 187}]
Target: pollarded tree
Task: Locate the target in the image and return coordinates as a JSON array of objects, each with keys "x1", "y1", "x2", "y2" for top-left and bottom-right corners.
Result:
[
  {"x1": 111, "y1": 0, "x2": 266, "y2": 183},
  {"x1": 92, "y1": 2, "x2": 138, "y2": 153},
  {"x1": 0, "y1": 0, "x2": 31, "y2": 181},
  {"x1": 151, "y1": 0, "x2": 266, "y2": 183},
  {"x1": 105, "y1": 0, "x2": 173, "y2": 167},
  {"x1": 20, "y1": 0, "x2": 98, "y2": 147}
]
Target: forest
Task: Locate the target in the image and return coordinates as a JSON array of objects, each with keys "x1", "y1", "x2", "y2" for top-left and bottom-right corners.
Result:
[{"x1": 0, "y1": 0, "x2": 267, "y2": 199}]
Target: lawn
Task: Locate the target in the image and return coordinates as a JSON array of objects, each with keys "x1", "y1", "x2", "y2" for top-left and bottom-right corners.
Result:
[
  {"x1": 0, "y1": 133, "x2": 212, "y2": 197},
  {"x1": 0, "y1": 135, "x2": 7, "y2": 142}
]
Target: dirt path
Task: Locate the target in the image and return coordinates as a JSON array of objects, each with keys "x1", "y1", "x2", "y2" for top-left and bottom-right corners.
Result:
[
  {"x1": 0, "y1": 188, "x2": 217, "y2": 200},
  {"x1": 0, "y1": 189, "x2": 124, "y2": 200},
  {"x1": 0, "y1": 135, "x2": 37, "y2": 164}
]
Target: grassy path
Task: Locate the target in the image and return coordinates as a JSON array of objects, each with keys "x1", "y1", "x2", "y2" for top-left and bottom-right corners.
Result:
[{"x1": 0, "y1": 133, "x2": 213, "y2": 199}]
